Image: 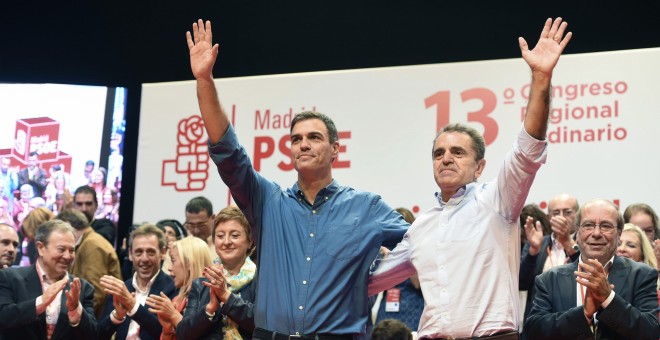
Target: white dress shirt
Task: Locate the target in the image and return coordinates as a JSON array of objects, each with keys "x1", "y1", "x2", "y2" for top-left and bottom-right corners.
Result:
[{"x1": 369, "y1": 127, "x2": 547, "y2": 339}]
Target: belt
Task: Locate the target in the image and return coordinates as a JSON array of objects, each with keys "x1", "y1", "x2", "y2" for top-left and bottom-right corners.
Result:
[
  {"x1": 254, "y1": 327, "x2": 355, "y2": 340},
  {"x1": 431, "y1": 330, "x2": 519, "y2": 340}
]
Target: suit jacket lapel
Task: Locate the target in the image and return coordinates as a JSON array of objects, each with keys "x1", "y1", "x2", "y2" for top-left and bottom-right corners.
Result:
[
  {"x1": 607, "y1": 256, "x2": 630, "y2": 296},
  {"x1": 558, "y1": 261, "x2": 579, "y2": 311},
  {"x1": 51, "y1": 275, "x2": 73, "y2": 340},
  {"x1": 25, "y1": 266, "x2": 48, "y2": 338}
]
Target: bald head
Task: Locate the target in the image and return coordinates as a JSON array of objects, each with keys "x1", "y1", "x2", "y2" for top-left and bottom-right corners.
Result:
[
  {"x1": 548, "y1": 193, "x2": 579, "y2": 230},
  {"x1": 0, "y1": 224, "x2": 19, "y2": 268}
]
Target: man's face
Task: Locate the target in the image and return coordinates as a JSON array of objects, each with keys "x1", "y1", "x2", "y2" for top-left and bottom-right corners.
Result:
[
  {"x1": 84, "y1": 164, "x2": 94, "y2": 176},
  {"x1": 548, "y1": 195, "x2": 578, "y2": 232},
  {"x1": 290, "y1": 119, "x2": 339, "y2": 175},
  {"x1": 73, "y1": 192, "x2": 97, "y2": 221},
  {"x1": 1, "y1": 158, "x2": 9, "y2": 173},
  {"x1": 432, "y1": 132, "x2": 485, "y2": 198},
  {"x1": 28, "y1": 155, "x2": 38, "y2": 169},
  {"x1": 629, "y1": 212, "x2": 655, "y2": 242},
  {"x1": 37, "y1": 230, "x2": 75, "y2": 279},
  {"x1": 577, "y1": 201, "x2": 621, "y2": 266},
  {"x1": 185, "y1": 210, "x2": 213, "y2": 240},
  {"x1": 0, "y1": 226, "x2": 19, "y2": 268},
  {"x1": 129, "y1": 234, "x2": 165, "y2": 283}
]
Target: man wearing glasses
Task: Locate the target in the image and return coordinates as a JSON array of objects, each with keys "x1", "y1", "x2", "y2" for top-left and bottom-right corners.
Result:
[
  {"x1": 520, "y1": 193, "x2": 580, "y2": 324},
  {"x1": 524, "y1": 199, "x2": 660, "y2": 339},
  {"x1": 184, "y1": 196, "x2": 219, "y2": 264}
]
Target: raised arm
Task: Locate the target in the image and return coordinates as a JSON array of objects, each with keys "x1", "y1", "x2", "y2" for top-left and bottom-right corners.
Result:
[
  {"x1": 519, "y1": 17, "x2": 572, "y2": 140},
  {"x1": 187, "y1": 19, "x2": 229, "y2": 145}
]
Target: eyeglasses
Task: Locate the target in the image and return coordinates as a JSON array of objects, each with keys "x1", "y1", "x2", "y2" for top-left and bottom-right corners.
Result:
[
  {"x1": 579, "y1": 221, "x2": 617, "y2": 233},
  {"x1": 184, "y1": 220, "x2": 210, "y2": 230},
  {"x1": 551, "y1": 209, "x2": 574, "y2": 217}
]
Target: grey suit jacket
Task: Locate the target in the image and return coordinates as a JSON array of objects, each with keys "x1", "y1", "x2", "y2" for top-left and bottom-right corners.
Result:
[{"x1": 524, "y1": 256, "x2": 660, "y2": 340}]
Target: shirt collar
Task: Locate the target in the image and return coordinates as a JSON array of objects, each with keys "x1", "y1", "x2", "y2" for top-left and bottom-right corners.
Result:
[
  {"x1": 291, "y1": 179, "x2": 340, "y2": 199},
  {"x1": 436, "y1": 185, "x2": 468, "y2": 207},
  {"x1": 132, "y1": 269, "x2": 160, "y2": 292},
  {"x1": 578, "y1": 255, "x2": 615, "y2": 273},
  {"x1": 36, "y1": 258, "x2": 68, "y2": 284}
]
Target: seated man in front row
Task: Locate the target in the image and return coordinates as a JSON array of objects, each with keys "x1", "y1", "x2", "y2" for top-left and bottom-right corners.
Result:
[
  {"x1": 524, "y1": 198, "x2": 660, "y2": 339},
  {"x1": 0, "y1": 219, "x2": 96, "y2": 339}
]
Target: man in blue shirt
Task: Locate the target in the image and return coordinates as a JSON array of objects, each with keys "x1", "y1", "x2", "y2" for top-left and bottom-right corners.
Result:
[{"x1": 186, "y1": 19, "x2": 408, "y2": 340}]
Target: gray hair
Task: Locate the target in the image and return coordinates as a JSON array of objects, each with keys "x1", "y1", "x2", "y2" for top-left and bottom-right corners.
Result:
[
  {"x1": 35, "y1": 219, "x2": 75, "y2": 246},
  {"x1": 432, "y1": 123, "x2": 486, "y2": 161}
]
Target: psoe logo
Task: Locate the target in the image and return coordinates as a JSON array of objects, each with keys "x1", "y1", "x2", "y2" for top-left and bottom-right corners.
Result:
[{"x1": 161, "y1": 115, "x2": 209, "y2": 191}]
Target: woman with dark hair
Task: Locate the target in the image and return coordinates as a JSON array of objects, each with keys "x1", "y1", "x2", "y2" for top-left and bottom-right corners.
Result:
[{"x1": 157, "y1": 219, "x2": 188, "y2": 249}]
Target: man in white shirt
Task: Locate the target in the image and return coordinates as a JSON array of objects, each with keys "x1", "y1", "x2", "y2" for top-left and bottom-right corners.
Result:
[{"x1": 369, "y1": 17, "x2": 572, "y2": 339}]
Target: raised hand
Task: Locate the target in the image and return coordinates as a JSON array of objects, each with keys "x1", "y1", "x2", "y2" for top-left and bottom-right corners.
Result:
[
  {"x1": 146, "y1": 292, "x2": 181, "y2": 326},
  {"x1": 524, "y1": 216, "x2": 544, "y2": 256},
  {"x1": 202, "y1": 264, "x2": 231, "y2": 307},
  {"x1": 187, "y1": 19, "x2": 219, "y2": 80},
  {"x1": 519, "y1": 17, "x2": 572, "y2": 77},
  {"x1": 100, "y1": 275, "x2": 136, "y2": 311},
  {"x1": 575, "y1": 259, "x2": 613, "y2": 317},
  {"x1": 42, "y1": 275, "x2": 69, "y2": 308},
  {"x1": 65, "y1": 277, "x2": 81, "y2": 311}
]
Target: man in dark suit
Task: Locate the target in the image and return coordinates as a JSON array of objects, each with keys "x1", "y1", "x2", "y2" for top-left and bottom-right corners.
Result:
[
  {"x1": 524, "y1": 199, "x2": 660, "y2": 339},
  {"x1": 0, "y1": 219, "x2": 96, "y2": 339},
  {"x1": 520, "y1": 193, "x2": 580, "y2": 323},
  {"x1": 17, "y1": 151, "x2": 48, "y2": 198},
  {"x1": 97, "y1": 224, "x2": 176, "y2": 340}
]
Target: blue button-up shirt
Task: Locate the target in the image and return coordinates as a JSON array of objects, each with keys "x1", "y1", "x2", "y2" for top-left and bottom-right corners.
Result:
[{"x1": 209, "y1": 126, "x2": 408, "y2": 336}]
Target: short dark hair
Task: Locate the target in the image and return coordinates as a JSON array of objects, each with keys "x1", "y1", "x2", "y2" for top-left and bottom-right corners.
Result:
[
  {"x1": 432, "y1": 123, "x2": 486, "y2": 161},
  {"x1": 35, "y1": 219, "x2": 75, "y2": 246},
  {"x1": 56, "y1": 209, "x2": 89, "y2": 231},
  {"x1": 85, "y1": 160, "x2": 95, "y2": 166},
  {"x1": 290, "y1": 111, "x2": 339, "y2": 144},
  {"x1": 371, "y1": 319, "x2": 413, "y2": 340},
  {"x1": 74, "y1": 185, "x2": 98, "y2": 205},
  {"x1": 157, "y1": 219, "x2": 187, "y2": 239},
  {"x1": 185, "y1": 196, "x2": 213, "y2": 216},
  {"x1": 29, "y1": 151, "x2": 39, "y2": 158},
  {"x1": 520, "y1": 204, "x2": 552, "y2": 235}
]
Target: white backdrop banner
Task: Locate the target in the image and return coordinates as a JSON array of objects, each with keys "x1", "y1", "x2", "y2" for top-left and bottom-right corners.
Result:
[{"x1": 135, "y1": 47, "x2": 660, "y2": 224}]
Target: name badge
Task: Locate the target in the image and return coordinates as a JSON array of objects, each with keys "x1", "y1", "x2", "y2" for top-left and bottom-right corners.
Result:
[{"x1": 385, "y1": 288, "x2": 400, "y2": 312}]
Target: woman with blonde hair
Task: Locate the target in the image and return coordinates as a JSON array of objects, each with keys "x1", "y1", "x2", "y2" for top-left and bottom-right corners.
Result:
[
  {"x1": 617, "y1": 223, "x2": 659, "y2": 288},
  {"x1": 19, "y1": 206, "x2": 54, "y2": 265},
  {"x1": 147, "y1": 236, "x2": 212, "y2": 339}
]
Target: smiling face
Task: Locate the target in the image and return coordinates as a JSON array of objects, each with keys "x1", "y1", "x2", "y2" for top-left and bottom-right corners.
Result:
[
  {"x1": 617, "y1": 230, "x2": 643, "y2": 262},
  {"x1": 213, "y1": 220, "x2": 250, "y2": 272},
  {"x1": 432, "y1": 132, "x2": 485, "y2": 201},
  {"x1": 290, "y1": 118, "x2": 339, "y2": 177},
  {"x1": 129, "y1": 234, "x2": 165, "y2": 285},
  {"x1": 577, "y1": 200, "x2": 621, "y2": 266},
  {"x1": 37, "y1": 230, "x2": 75, "y2": 280}
]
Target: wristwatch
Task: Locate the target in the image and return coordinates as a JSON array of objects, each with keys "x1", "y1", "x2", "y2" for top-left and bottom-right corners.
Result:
[{"x1": 571, "y1": 243, "x2": 580, "y2": 253}]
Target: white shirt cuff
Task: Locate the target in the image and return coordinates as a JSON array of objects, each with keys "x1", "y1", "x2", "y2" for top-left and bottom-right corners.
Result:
[
  {"x1": 601, "y1": 290, "x2": 616, "y2": 308},
  {"x1": 127, "y1": 300, "x2": 140, "y2": 316}
]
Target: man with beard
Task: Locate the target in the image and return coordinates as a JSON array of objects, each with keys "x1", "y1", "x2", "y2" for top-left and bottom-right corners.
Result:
[{"x1": 0, "y1": 223, "x2": 19, "y2": 268}]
